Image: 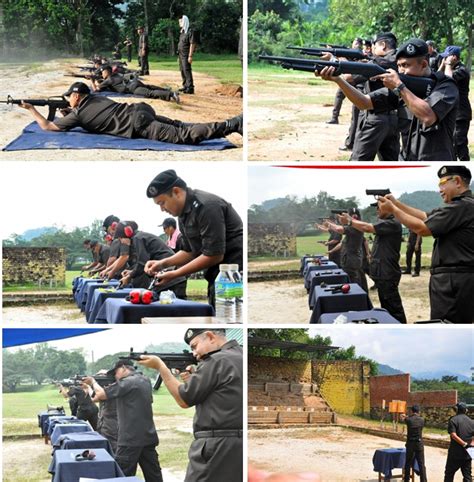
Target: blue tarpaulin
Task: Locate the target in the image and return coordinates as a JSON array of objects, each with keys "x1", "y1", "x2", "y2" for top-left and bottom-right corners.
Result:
[
  {"x1": 2, "y1": 328, "x2": 108, "y2": 348},
  {"x1": 3, "y1": 121, "x2": 236, "y2": 152}
]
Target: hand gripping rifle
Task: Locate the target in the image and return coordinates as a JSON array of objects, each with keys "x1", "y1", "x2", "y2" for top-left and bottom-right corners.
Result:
[
  {"x1": 0, "y1": 95, "x2": 69, "y2": 121},
  {"x1": 287, "y1": 45, "x2": 367, "y2": 61},
  {"x1": 259, "y1": 56, "x2": 436, "y2": 99},
  {"x1": 119, "y1": 347, "x2": 197, "y2": 390}
]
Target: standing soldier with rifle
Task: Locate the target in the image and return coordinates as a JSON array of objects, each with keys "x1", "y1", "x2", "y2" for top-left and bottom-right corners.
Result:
[
  {"x1": 137, "y1": 26, "x2": 150, "y2": 76},
  {"x1": 178, "y1": 15, "x2": 197, "y2": 94},
  {"x1": 138, "y1": 328, "x2": 243, "y2": 482}
]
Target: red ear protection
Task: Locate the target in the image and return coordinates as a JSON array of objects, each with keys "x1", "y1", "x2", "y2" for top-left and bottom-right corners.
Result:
[
  {"x1": 127, "y1": 289, "x2": 154, "y2": 304},
  {"x1": 111, "y1": 221, "x2": 118, "y2": 230},
  {"x1": 124, "y1": 225, "x2": 134, "y2": 238}
]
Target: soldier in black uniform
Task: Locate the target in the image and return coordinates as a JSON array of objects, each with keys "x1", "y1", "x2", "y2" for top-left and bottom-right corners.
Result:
[
  {"x1": 378, "y1": 165, "x2": 474, "y2": 323},
  {"x1": 85, "y1": 359, "x2": 163, "y2": 481},
  {"x1": 325, "y1": 209, "x2": 368, "y2": 292},
  {"x1": 99, "y1": 215, "x2": 125, "y2": 280},
  {"x1": 339, "y1": 203, "x2": 406, "y2": 323},
  {"x1": 92, "y1": 66, "x2": 180, "y2": 102},
  {"x1": 59, "y1": 383, "x2": 99, "y2": 430},
  {"x1": 426, "y1": 40, "x2": 441, "y2": 70},
  {"x1": 20, "y1": 82, "x2": 242, "y2": 145},
  {"x1": 138, "y1": 328, "x2": 243, "y2": 482},
  {"x1": 318, "y1": 38, "x2": 459, "y2": 161},
  {"x1": 137, "y1": 26, "x2": 149, "y2": 75},
  {"x1": 326, "y1": 227, "x2": 342, "y2": 267},
  {"x1": 363, "y1": 39, "x2": 372, "y2": 57},
  {"x1": 88, "y1": 240, "x2": 111, "y2": 275},
  {"x1": 144, "y1": 170, "x2": 243, "y2": 307},
  {"x1": 178, "y1": 15, "x2": 197, "y2": 94},
  {"x1": 438, "y1": 46, "x2": 472, "y2": 162},
  {"x1": 161, "y1": 217, "x2": 185, "y2": 252},
  {"x1": 403, "y1": 230, "x2": 422, "y2": 277},
  {"x1": 114, "y1": 221, "x2": 187, "y2": 298},
  {"x1": 124, "y1": 37, "x2": 133, "y2": 63},
  {"x1": 444, "y1": 402, "x2": 474, "y2": 481},
  {"x1": 401, "y1": 405, "x2": 427, "y2": 482}
]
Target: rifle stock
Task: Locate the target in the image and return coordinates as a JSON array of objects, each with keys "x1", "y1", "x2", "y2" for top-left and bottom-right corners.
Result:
[{"x1": 259, "y1": 56, "x2": 436, "y2": 99}]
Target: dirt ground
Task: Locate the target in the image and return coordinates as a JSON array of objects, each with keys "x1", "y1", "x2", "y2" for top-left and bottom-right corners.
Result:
[
  {"x1": 249, "y1": 426, "x2": 460, "y2": 481},
  {"x1": 248, "y1": 69, "x2": 474, "y2": 162},
  {"x1": 248, "y1": 272, "x2": 430, "y2": 324},
  {"x1": 2, "y1": 302, "x2": 85, "y2": 324},
  {"x1": 2, "y1": 414, "x2": 189, "y2": 481},
  {"x1": 0, "y1": 59, "x2": 242, "y2": 161}
]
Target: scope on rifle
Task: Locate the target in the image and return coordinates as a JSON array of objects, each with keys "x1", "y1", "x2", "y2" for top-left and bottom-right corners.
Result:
[{"x1": 365, "y1": 189, "x2": 391, "y2": 197}]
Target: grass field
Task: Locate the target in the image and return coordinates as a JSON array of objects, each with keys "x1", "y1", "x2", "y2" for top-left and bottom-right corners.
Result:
[{"x1": 3, "y1": 271, "x2": 209, "y2": 295}]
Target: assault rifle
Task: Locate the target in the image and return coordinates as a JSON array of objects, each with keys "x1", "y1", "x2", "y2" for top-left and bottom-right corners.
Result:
[
  {"x1": 58, "y1": 373, "x2": 116, "y2": 388},
  {"x1": 318, "y1": 43, "x2": 347, "y2": 49},
  {"x1": 119, "y1": 347, "x2": 197, "y2": 390},
  {"x1": 0, "y1": 95, "x2": 69, "y2": 121},
  {"x1": 65, "y1": 73, "x2": 101, "y2": 81},
  {"x1": 259, "y1": 56, "x2": 436, "y2": 99},
  {"x1": 366, "y1": 189, "x2": 391, "y2": 198},
  {"x1": 287, "y1": 46, "x2": 367, "y2": 61}
]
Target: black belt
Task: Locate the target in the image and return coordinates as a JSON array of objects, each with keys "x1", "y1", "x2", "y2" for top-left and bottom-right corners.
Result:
[
  {"x1": 194, "y1": 429, "x2": 243, "y2": 439},
  {"x1": 431, "y1": 266, "x2": 474, "y2": 274}
]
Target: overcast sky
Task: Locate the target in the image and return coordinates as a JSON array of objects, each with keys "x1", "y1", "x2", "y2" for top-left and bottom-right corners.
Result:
[
  {"x1": 0, "y1": 161, "x2": 246, "y2": 238},
  {"x1": 309, "y1": 326, "x2": 474, "y2": 378},
  {"x1": 248, "y1": 165, "x2": 445, "y2": 207}
]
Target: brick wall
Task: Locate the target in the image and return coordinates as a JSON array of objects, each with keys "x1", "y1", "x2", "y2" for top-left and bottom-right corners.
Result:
[
  {"x1": 248, "y1": 223, "x2": 297, "y2": 257},
  {"x1": 248, "y1": 356, "x2": 312, "y2": 383},
  {"x1": 314, "y1": 361, "x2": 371, "y2": 416},
  {"x1": 370, "y1": 374, "x2": 410, "y2": 408},
  {"x1": 3, "y1": 247, "x2": 66, "y2": 285}
]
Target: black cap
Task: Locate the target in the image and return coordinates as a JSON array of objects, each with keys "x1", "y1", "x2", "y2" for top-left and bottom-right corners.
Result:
[
  {"x1": 106, "y1": 358, "x2": 135, "y2": 376},
  {"x1": 160, "y1": 217, "x2": 177, "y2": 229},
  {"x1": 437, "y1": 165, "x2": 471, "y2": 182},
  {"x1": 411, "y1": 404, "x2": 420, "y2": 413},
  {"x1": 146, "y1": 170, "x2": 186, "y2": 198},
  {"x1": 184, "y1": 329, "x2": 208, "y2": 345},
  {"x1": 396, "y1": 39, "x2": 429, "y2": 60},
  {"x1": 374, "y1": 32, "x2": 397, "y2": 45},
  {"x1": 456, "y1": 402, "x2": 468, "y2": 412},
  {"x1": 103, "y1": 215, "x2": 120, "y2": 229},
  {"x1": 63, "y1": 82, "x2": 90, "y2": 97},
  {"x1": 100, "y1": 65, "x2": 113, "y2": 73}
]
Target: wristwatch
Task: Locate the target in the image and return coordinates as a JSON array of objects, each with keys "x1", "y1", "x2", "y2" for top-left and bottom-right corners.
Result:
[{"x1": 393, "y1": 82, "x2": 406, "y2": 97}]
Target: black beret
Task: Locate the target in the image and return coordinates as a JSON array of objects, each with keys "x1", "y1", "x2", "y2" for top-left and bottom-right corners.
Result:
[
  {"x1": 437, "y1": 165, "x2": 471, "y2": 182},
  {"x1": 184, "y1": 328, "x2": 208, "y2": 345},
  {"x1": 396, "y1": 38, "x2": 428, "y2": 60},
  {"x1": 146, "y1": 170, "x2": 186, "y2": 198},
  {"x1": 374, "y1": 32, "x2": 397, "y2": 45},
  {"x1": 456, "y1": 402, "x2": 468, "y2": 412},
  {"x1": 103, "y1": 215, "x2": 120, "y2": 228}
]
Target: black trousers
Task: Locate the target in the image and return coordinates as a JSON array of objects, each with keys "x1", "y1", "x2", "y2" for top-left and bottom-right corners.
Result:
[
  {"x1": 374, "y1": 278, "x2": 407, "y2": 323},
  {"x1": 133, "y1": 103, "x2": 226, "y2": 144},
  {"x1": 116, "y1": 444, "x2": 163, "y2": 482},
  {"x1": 343, "y1": 265, "x2": 368, "y2": 293},
  {"x1": 444, "y1": 452, "x2": 472, "y2": 482},
  {"x1": 406, "y1": 244, "x2": 421, "y2": 274},
  {"x1": 139, "y1": 53, "x2": 150, "y2": 75},
  {"x1": 331, "y1": 88, "x2": 345, "y2": 120},
  {"x1": 351, "y1": 112, "x2": 399, "y2": 162},
  {"x1": 454, "y1": 118, "x2": 471, "y2": 162},
  {"x1": 179, "y1": 53, "x2": 194, "y2": 91},
  {"x1": 430, "y1": 272, "x2": 474, "y2": 323},
  {"x1": 404, "y1": 442, "x2": 427, "y2": 482},
  {"x1": 328, "y1": 251, "x2": 341, "y2": 268},
  {"x1": 127, "y1": 48, "x2": 132, "y2": 63},
  {"x1": 132, "y1": 86, "x2": 171, "y2": 101},
  {"x1": 77, "y1": 408, "x2": 98, "y2": 431},
  {"x1": 344, "y1": 104, "x2": 360, "y2": 149}
]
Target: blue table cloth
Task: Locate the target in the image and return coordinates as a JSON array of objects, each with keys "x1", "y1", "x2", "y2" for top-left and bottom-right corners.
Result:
[
  {"x1": 58, "y1": 431, "x2": 113, "y2": 455},
  {"x1": 372, "y1": 448, "x2": 419, "y2": 478},
  {"x1": 38, "y1": 411, "x2": 66, "y2": 435},
  {"x1": 87, "y1": 288, "x2": 133, "y2": 323},
  {"x1": 303, "y1": 261, "x2": 339, "y2": 290},
  {"x1": 307, "y1": 269, "x2": 350, "y2": 308},
  {"x1": 74, "y1": 279, "x2": 116, "y2": 309},
  {"x1": 299, "y1": 255, "x2": 328, "y2": 275},
  {"x1": 309, "y1": 283, "x2": 373, "y2": 324},
  {"x1": 82, "y1": 281, "x2": 120, "y2": 313},
  {"x1": 48, "y1": 448, "x2": 124, "y2": 482},
  {"x1": 319, "y1": 308, "x2": 401, "y2": 324},
  {"x1": 46, "y1": 416, "x2": 78, "y2": 437},
  {"x1": 94, "y1": 298, "x2": 215, "y2": 324},
  {"x1": 51, "y1": 422, "x2": 93, "y2": 446},
  {"x1": 92, "y1": 478, "x2": 143, "y2": 482}
]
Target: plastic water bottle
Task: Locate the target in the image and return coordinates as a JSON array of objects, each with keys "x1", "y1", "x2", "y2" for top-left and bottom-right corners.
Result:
[
  {"x1": 215, "y1": 264, "x2": 236, "y2": 323},
  {"x1": 230, "y1": 264, "x2": 243, "y2": 323}
]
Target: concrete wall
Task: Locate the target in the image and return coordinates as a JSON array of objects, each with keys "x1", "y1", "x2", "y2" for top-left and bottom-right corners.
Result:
[
  {"x1": 314, "y1": 361, "x2": 371, "y2": 416},
  {"x1": 248, "y1": 223, "x2": 297, "y2": 257},
  {"x1": 3, "y1": 247, "x2": 66, "y2": 285}
]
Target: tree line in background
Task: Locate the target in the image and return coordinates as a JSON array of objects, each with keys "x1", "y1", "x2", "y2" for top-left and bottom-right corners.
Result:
[
  {"x1": 411, "y1": 378, "x2": 474, "y2": 404},
  {"x1": 0, "y1": 0, "x2": 242, "y2": 58},
  {"x1": 248, "y1": 328, "x2": 379, "y2": 375},
  {"x1": 248, "y1": 190, "x2": 444, "y2": 235},
  {"x1": 2, "y1": 341, "x2": 188, "y2": 392},
  {"x1": 3, "y1": 220, "x2": 105, "y2": 270},
  {"x1": 249, "y1": 0, "x2": 473, "y2": 69}
]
